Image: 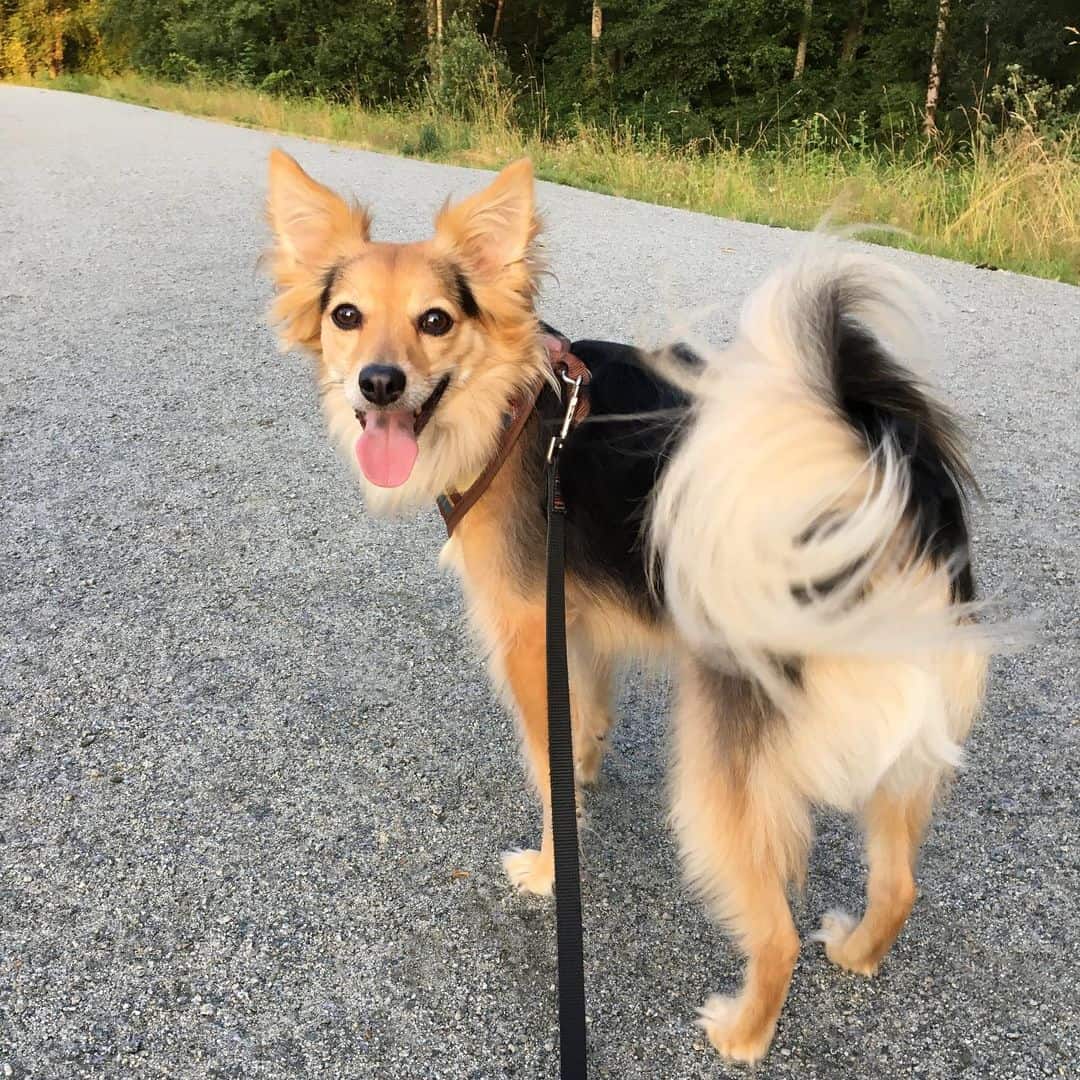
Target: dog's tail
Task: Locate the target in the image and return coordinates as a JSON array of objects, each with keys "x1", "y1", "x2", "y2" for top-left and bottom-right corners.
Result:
[{"x1": 650, "y1": 242, "x2": 993, "y2": 700}]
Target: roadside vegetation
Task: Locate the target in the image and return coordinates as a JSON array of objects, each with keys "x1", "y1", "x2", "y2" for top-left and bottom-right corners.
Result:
[{"x1": 3, "y1": 2, "x2": 1078, "y2": 283}]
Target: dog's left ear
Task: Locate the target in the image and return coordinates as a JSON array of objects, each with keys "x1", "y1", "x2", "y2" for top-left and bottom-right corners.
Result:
[{"x1": 434, "y1": 159, "x2": 539, "y2": 285}]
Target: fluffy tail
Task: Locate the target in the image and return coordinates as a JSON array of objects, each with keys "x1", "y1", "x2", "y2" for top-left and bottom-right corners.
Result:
[{"x1": 650, "y1": 242, "x2": 989, "y2": 699}]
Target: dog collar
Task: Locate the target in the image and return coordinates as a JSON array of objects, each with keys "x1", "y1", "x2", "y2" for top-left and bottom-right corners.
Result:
[{"x1": 436, "y1": 330, "x2": 590, "y2": 537}]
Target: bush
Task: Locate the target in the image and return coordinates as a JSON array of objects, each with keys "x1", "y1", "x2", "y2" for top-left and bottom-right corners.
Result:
[
  {"x1": 427, "y1": 12, "x2": 516, "y2": 124},
  {"x1": 0, "y1": 0, "x2": 111, "y2": 79},
  {"x1": 987, "y1": 64, "x2": 1078, "y2": 141}
]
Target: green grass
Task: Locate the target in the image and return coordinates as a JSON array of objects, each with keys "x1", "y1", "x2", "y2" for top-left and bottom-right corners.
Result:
[{"x1": 16, "y1": 72, "x2": 1080, "y2": 284}]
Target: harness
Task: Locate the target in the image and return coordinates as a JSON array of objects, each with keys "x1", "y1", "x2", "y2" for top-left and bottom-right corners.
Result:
[
  {"x1": 435, "y1": 330, "x2": 592, "y2": 537},
  {"x1": 435, "y1": 328, "x2": 592, "y2": 1079}
]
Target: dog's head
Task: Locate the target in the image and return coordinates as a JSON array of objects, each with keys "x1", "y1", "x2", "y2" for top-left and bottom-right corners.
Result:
[{"x1": 266, "y1": 151, "x2": 546, "y2": 513}]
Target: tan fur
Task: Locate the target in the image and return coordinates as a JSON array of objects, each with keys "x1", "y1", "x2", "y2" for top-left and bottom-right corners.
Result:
[
  {"x1": 264, "y1": 154, "x2": 993, "y2": 1064},
  {"x1": 267, "y1": 151, "x2": 550, "y2": 517}
]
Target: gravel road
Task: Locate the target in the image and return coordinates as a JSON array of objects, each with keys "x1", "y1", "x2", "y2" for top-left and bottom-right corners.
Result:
[{"x1": 1, "y1": 85, "x2": 1078, "y2": 1079}]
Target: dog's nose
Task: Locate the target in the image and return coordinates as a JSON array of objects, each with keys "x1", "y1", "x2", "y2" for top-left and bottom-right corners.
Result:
[{"x1": 358, "y1": 364, "x2": 406, "y2": 406}]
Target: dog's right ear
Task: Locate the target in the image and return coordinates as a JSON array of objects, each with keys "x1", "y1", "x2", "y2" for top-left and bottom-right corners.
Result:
[{"x1": 265, "y1": 150, "x2": 370, "y2": 352}]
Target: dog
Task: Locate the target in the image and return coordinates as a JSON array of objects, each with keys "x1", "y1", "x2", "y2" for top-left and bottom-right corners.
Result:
[{"x1": 264, "y1": 151, "x2": 992, "y2": 1063}]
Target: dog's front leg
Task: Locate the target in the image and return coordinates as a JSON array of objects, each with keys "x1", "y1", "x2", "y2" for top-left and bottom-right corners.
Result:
[{"x1": 494, "y1": 604, "x2": 561, "y2": 896}]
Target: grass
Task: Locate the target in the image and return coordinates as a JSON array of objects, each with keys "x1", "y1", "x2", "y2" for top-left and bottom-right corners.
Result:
[{"x1": 14, "y1": 71, "x2": 1080, "y2": 285}]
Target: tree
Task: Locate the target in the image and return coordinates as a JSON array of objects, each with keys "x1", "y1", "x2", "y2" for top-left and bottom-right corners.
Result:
[
  {"x1": 924, "y1": 0, "x2": 950, "y2": 135},
  {"x1": 839, "y1": 0, "x2": 867, "y2": 66},
  {"x1": 591, "y1": 0, "x2": 602, "y2": 71},
  {"x1": 793, "y1": 0, "x2": 812, "y2": 79},
  {"x1": 9, "y1": 0, "x2": 1077, "y2": 147}
]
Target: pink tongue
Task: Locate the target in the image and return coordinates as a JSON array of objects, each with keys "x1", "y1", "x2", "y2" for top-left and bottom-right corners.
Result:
[{"x1": 355, "y1": 411, "x2": 418, "y2": 488}]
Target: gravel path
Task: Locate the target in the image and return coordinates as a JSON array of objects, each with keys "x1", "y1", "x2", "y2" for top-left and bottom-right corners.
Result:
[{"x1": 1, "y1": 85, "x2": 1077, "y2": 1079}]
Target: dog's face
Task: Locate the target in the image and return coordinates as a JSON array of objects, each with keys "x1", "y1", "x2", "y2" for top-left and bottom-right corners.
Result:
[{"x1": 266, "y1": 151, "x2": 545, "y2": 512}]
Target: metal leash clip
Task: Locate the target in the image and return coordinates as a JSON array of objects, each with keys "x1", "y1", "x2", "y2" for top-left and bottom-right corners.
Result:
[{"x1": 547, "y1": 371, "x2": 584, "y2": 464}]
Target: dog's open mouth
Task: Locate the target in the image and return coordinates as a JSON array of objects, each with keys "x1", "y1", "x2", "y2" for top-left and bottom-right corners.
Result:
[{"x1": 353, "y1": 375, "x2": 450, "y2": 489}]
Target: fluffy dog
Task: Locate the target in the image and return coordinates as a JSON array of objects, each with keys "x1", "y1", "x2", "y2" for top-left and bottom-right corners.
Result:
[{"x1": 264, "y1": 151, "x2": 991, "y2": 1063}]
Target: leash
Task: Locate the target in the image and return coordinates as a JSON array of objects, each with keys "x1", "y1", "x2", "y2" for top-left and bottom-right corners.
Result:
[
  {"x1": 545, "y1": 372, "x2": 588, "y2": 1079},
  {"x1": 433, "y1": 331, "x2": 592, "y2": 1075}
]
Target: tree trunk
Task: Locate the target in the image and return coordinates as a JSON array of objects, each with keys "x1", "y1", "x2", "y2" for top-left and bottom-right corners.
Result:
[
  {"x1": 924, "y1": 0, "x2": 950, "y2": 136},
  {"x1": 493, "y1": 0, "x2": 506, "y2": 38},
  {"x1": 840, "y1": 0, "x2": 867, "y2": 66},
  {"x1": 49, "y1": 10, "x2": 68, "y2": 78},
  {"x1": 793, "y1": 0, "x2": 812, "y2": 79},
  {"x1": 591, "y1": 2, "x2": 603, "y2": 71},
  {"x1": 425, "y1": 0, "x2": 435, "y2": 42},
  {"x1": 434, "y1": 0, "x2": 444, "y2": 91}
]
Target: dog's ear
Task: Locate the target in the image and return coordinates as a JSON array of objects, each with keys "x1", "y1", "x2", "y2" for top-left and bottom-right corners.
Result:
[
  {"x1": 267, "y1": 149, "x2": 370, "y2": 268},
  {"x1": 433, "y1": 158, "x2": 539, "y2": 287},
  {"x1": 265, "y1": 150, "x2": 370, "y2": 352}
]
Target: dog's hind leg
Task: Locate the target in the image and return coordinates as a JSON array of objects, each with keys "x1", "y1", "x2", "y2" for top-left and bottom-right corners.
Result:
[
  {"x1": 815, "y1": 648, "x2": 985, "y2": 976},
  {"x1": 671, "y1": 660, "x2": 808, "y2": 1064},
  {"x1": 816, "y1": 779, "x2": 937, "y2": 976},
  {"x1": 569, "y1": 642, "x2": 614, "y2": 786}
]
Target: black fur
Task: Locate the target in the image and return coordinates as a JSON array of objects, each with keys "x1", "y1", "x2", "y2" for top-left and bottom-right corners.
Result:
[
  {"x1": 693, "y1": 660, "x2": 781, "y2": 761},
  {"x1": 436, "y1": 263, "x2": 481, "y2": 320},
  {"x1": 453, "y1": 267, "x2": 481, "y2": 320},
  {"x1": 319, "y1": 265, "x2": 341, "y2": 313},
  {"x1": 531, "y1": 339, "x2": 692, "y2": 617},
  {"x1": 515, "y1": 305, "x2": 973, "y2": 625},
  {"x1": 822, "y1": 294, "x2": 976, "y2": 603}
]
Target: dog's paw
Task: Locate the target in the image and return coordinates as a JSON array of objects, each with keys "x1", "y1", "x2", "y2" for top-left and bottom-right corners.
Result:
[
  {"x1": 812, "y1": 908, "x2": 879, "y2": 976},
  {"x1": 695, "y1": 994, "x2": 776, "y2": 1065},
  {"x1": 575, "y1": 738, "x2": 605, "y2": 786},
  {"x1": 501, "y1": 848, "x2": 554, "y2": 896}
]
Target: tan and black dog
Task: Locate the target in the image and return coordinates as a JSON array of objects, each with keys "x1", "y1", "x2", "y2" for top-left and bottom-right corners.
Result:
[{"x1": 264, "y1": 151, "x2": 991, "y2": 1063}]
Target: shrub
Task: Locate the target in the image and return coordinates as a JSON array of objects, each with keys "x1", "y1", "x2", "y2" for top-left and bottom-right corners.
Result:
[{"x1": 427, "y1": 12, "x2": 516, "y2": 125}]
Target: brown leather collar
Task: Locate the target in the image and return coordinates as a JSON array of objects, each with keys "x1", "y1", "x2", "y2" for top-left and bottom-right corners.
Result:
[{"x1": 436, "y1": 330, "x2": 591, "y2": 537}]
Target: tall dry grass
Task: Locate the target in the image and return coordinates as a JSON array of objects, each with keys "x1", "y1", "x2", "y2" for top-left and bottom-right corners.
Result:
[{"x1": 19, "y1": 72, "x2": 1080, "y2": 283}]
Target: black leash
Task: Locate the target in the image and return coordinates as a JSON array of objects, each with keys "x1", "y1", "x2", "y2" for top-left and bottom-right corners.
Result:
[{"x1": 545, "y1": 375, "x2": 587, "y2": 1079}]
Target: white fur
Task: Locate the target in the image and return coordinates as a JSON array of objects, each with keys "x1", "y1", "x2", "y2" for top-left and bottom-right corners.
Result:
[{"x1": 650, "y1": 242, "x2": 995, "y2": 710}]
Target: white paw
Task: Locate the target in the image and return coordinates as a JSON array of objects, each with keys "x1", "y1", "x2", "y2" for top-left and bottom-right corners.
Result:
[
  {"x1": 501, "y1": 848, "x2": 554, "y2": 896},
  {"x1": 696, "y1": 993, "x2": 776, "y2": 1064},
  {"x1": 575, "y1": 731, "x2": 609, "y2": 786},
  {"x1": 813, "y1": 908, "x2": 879, "y2": 976},
  {"x1": 812, "y1": 907, "x2": 858, "y2": 947}
]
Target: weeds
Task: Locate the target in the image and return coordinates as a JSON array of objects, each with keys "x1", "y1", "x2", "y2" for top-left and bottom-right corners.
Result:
[{"x1": 13, "y1": 71, "x2": 1079, "y2": 284}]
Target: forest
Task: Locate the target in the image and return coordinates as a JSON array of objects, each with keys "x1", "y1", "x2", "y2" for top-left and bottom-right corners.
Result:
[
  {"x1": 2, "y1": 1, "x2": 1077, "y2": 144},
  {"x1": 3, "y1": 2, "x2": 1078, "y2": 281}
]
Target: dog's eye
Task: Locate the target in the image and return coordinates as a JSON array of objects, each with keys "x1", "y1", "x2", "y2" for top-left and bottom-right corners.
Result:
[
  {"x1": 418, "y1": 308, "x2": 454, "y2": 337},
  {"x1": 331, "y1": 304, "x2": 363, "y2": 330}
]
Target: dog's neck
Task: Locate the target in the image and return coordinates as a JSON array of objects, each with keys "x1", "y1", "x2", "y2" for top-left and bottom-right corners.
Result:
[{"x1": 435, "y1": 328, "x2": 590, "y2": 537}]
